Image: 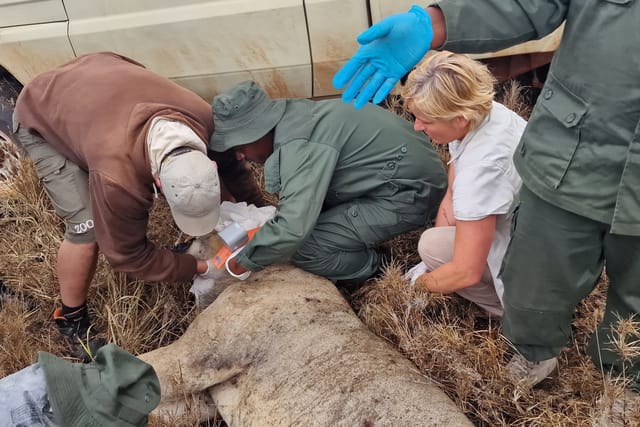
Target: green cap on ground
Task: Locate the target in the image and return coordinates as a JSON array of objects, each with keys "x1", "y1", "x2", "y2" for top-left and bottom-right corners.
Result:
[{"x1": 38, "y1": 343, "x2": 161, "y2": 427}]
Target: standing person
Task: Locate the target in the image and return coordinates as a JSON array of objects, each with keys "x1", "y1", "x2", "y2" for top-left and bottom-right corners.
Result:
[
  {"x1": 210, "y1": 80, "x2": 447, "y2": 284},
  {"x1": 334, "y1": 1, "x2": 640, "y2": 390},
  {"x1": 403, "y1": 51, "x2": 525, "y2": 319},
  {"x1": 13, "y1": 52, "x2": 234, "y2": 361}
]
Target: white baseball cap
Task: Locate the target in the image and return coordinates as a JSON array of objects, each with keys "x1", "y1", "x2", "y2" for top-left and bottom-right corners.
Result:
[{"x1": 159, "y1": 148, "x2": 220, "y2": 236}]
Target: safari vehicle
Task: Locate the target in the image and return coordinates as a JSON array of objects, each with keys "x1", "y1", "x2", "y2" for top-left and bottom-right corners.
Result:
[{"x1": 0, "y1": 0, "x2": 561, "y2": 139}]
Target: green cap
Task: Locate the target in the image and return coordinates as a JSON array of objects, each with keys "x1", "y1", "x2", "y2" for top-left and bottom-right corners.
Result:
[
  {"x1": 210, "y1": 80, "x2": 285, "y2": 152},
  {"x1": 38, "y1": 344, "x2": 161, "y2": 427}
]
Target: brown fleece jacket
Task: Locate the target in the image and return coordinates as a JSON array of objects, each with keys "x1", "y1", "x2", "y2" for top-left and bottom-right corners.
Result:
[{"x1": 15, "y1": 52, "x2": 217, "y2": 282}]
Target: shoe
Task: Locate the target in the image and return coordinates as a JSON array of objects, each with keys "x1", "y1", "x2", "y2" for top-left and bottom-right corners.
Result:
[
  {"x1": 506, "y1": 353, "x2": 558, "y2": 387},
  {"x1": 53, "y1": 307, "x2": 106, "y2": 362}
]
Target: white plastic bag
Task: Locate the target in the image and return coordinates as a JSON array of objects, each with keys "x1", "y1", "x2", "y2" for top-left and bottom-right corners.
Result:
[
  {"x1": 214, "y1": 201, "x2": 276, "y2": 232},
  {"x1": 0, "y1": 363, "x2": 56, "y2": 426}
]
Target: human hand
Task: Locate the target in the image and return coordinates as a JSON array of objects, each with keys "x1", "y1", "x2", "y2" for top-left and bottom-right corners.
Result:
[
  {"x1": 404, "y1": 262, "x2": 428, "y2": 285},
  {"x1": 225, "y1": 248, "x2": 251, "y2": 280},
  {"x1": 333, "y1": 5, "x2": 433, "y2": 109}
]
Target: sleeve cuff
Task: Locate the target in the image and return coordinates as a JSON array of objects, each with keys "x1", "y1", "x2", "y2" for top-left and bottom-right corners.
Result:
[{"x1": 235, "y1": 251, "x2": 265, "y2": 272}]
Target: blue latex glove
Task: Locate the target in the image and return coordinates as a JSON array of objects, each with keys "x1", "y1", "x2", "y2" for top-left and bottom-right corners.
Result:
[{"x1": 332, "y1": 5, "x2": 433, "y2": 109}]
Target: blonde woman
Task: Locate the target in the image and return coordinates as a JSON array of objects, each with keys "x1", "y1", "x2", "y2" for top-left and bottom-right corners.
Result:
[{"x1": 403, "y1": 51, "x2": 525, "y2": 317}]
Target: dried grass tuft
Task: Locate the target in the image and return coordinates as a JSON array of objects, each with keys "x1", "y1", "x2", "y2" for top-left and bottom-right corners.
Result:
[{"x1": 608, "y1": 314, "x2": 640, "y2": 363}]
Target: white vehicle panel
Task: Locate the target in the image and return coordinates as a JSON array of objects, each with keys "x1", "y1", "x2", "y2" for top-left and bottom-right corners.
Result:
[
  {"x1": 0, "y1": 0, "x2": 67, "y2": 28},
  {"x1": 173, "y1": 65, "x2": 310, "y2": 102},
  {"x1": 0, "y1": 22, "x2": 75, "y2": 83},
  {"x1": 305, "y1": 0, "x2": 368, "y2": 97},
  {"x1": 63, "y1": 0, "x2": 312, "y2": 98}
]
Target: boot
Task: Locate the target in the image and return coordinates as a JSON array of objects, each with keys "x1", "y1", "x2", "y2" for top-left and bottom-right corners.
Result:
[
  {"x1": 506, "y1": 353, "x2": 558, "y2": 387},
  {"x1": 53, "y1": 307, "x2": 106, "y2": 362}
]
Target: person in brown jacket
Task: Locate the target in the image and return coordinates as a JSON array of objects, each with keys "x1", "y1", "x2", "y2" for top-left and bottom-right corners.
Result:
[{"x1": 12, "y1": 52, "x2": 256, "y2": 361}]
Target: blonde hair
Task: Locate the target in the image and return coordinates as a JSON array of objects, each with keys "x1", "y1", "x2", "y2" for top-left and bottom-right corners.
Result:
[{"x1": 402, "y1": 51, "x2": 496, "y2": 131}]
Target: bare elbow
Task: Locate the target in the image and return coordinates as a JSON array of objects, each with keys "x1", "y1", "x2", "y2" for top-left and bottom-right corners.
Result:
[
  {"x1": 451, "y1": 263, "x2": 485, "y2": 291},
  {"x1": 463, "y1": 269, "x2": 484, "y2": 288}
]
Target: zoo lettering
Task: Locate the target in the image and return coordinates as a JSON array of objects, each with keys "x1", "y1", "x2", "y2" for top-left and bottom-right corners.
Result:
[{"x1": 73, "y1": 219, "x2": 94, "y2": 234}]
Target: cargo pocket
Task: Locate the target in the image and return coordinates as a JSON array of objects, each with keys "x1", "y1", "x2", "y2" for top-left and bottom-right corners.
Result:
[
  {"x1": 520, "y1": 73, "x2": 588, "y2": 189},
  {"x1": 34, "y1": 154, "x2": 65, "y2": 180},
  {"x1": 498, "y1": 196, "x2": 520, "y2": 279},
  {"x1": 345, "y1": 202, "x2": 403, "y2": 244},
  {"x1": 40, "y1": 158, "x2": 88, "y2": 220},
  {"x1": 263, "y1": 149, "x2": 281, "y2": 193}
]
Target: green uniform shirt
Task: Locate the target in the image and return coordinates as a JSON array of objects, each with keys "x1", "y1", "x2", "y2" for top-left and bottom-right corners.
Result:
[
  {"x1": 437, "y1": 0, "x2": 640, "y2": 235},
  {"x1": 236, "y1": 99, "x2": 446, "y2": 271}
]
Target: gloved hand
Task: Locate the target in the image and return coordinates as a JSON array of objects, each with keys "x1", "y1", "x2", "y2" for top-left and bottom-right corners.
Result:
[
  {"x1": 199, "y1": 259, "x2": 228, "y2": 280},
  {"x1": 404, "y1": 262, "x2": 428, "y2": 285},
  {"x1": 332, "y1": 5, "x2": 433, "y2": 109}
]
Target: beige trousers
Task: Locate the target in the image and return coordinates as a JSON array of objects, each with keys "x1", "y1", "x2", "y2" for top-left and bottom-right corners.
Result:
[{"x1": 418, "y1": 226, "x2": 503, "y2": 317}]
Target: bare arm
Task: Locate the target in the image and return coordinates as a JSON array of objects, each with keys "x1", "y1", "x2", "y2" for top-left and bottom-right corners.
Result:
[
  {"x1": 434, "y1": 163, "x2": 456, "y2": 227},
  {"x1": 416, "y1": 215, "x2": 496, "y2": 293}
]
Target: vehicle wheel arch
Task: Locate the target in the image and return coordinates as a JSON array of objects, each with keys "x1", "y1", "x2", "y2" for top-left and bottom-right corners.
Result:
[
  {"x1": 0, "y1": 66, "x2": 23, "y2": 179},
  {"x1": 0, "y1": 66, "x2": 23, "y2": 136}
]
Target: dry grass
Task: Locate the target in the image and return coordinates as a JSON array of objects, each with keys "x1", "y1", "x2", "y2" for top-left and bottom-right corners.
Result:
[
  {"x1": 2, "y1": 81, "x2": 639, "y2": 425},
  {"x1": 0, "y1": 157, "x2": 206, "y2": 426},
  {"x1": 352, "y1": 264, "x2": 640, "y2": 426}
]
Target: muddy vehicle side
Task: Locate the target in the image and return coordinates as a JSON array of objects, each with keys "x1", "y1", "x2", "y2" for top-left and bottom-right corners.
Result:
[{"x1": 0, "y1": 0, "x2": 560, "y2": 141}]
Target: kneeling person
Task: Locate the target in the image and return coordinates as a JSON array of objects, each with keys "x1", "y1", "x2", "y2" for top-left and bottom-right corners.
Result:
[
  {"x1": 404, "y1": 52, "x2": 525, "y2": 318},
  {"x1": 211, "y1": 81, "x2": 447, "y2": 284}
]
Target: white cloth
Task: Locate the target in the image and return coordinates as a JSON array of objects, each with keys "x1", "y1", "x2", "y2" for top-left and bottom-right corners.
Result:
[
  {"x1": 404, "y1": 262, "x2": 428, "y2": 285},
  {"x1": 447, "y1": 102, "x2": 526, "y2": 303},
  {"x1": 0, "y1": 363, "x2": 57, "y2": 426},
  {"x1": 190, "y1": 275, "x2": 225, "y2": 308}
]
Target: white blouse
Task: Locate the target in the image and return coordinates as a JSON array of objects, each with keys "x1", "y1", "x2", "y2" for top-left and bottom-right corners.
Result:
[{"x1": 448, "y1": 101, "x2": 526, "y2": 303}]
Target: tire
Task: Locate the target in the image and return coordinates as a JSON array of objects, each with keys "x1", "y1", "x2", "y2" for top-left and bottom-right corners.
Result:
[
  {"x1": 1, "y1": 69, "x2": 23, "y2": 179},
  {"x1": 0, "y1": 69, "x2": 23, "y2": 142}
]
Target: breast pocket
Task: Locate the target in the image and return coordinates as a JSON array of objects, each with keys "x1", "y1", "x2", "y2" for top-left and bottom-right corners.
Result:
[
  {"x1": 519, "y1": 73, "x2": 589, "y2": 189},
  {"x1": 263, "y1": 150, "x2": 281, "y2": 194}
]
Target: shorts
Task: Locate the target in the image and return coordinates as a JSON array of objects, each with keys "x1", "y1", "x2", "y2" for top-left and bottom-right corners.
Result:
[{"x1": 12, "y1": 111, "x2": 95, "y2": 244}]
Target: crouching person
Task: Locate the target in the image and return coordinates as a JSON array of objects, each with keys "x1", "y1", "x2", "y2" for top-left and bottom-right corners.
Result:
[
  {"x1": 12, "y1": 52, "x2": 224, "y2": 361},
  {"x1": 210, "y1": 80, "x2": 447, "y2": 285},
  {"x1": 404, "y1": 52, "x2": 525, "y2": 318}
]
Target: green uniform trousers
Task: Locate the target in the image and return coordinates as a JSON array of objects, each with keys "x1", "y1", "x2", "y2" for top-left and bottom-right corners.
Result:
[
  {"x1": 292, "y1": 192, "x2": 432, "y2": 284},
  {"x1": 502, "y1": 186, "x2": 640, "y2": 387}
]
